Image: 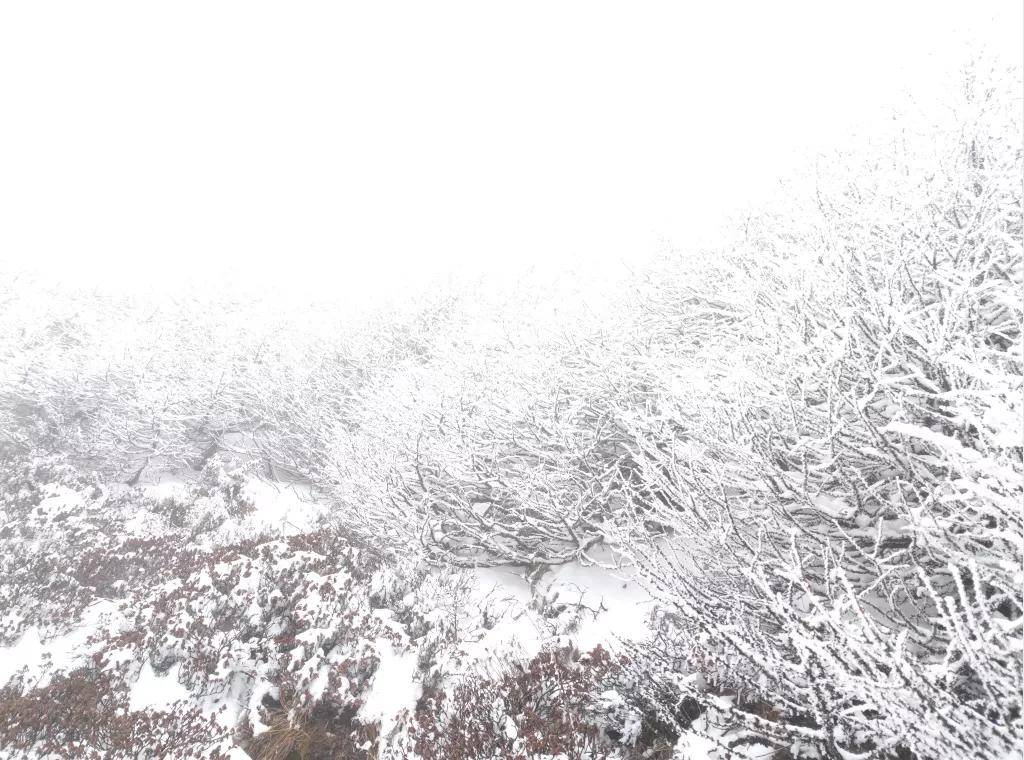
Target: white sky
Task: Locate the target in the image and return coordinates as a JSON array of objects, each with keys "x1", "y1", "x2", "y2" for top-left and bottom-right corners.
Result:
[{"x1": 0, "y1": 1, "x2": 1019, "y2": 302}]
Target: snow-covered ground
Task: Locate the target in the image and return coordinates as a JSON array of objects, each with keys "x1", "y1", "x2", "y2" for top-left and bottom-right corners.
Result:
[{"x1": 0, "y1": 462, "x2": 659, "y2": 759}]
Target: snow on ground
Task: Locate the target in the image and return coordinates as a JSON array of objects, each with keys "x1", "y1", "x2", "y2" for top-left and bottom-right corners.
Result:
[
  {"x1": 472, "y1": 549, "x2": 653, "y2": 659},
  {"x1": 358, "y1": 639, "x2": 423, "y2": 746},
  {"x1": 129, "y1": 661, "x2": 191, "y2": 712},
  {"x1": 540, "y1": 557, "x2": 654, "y2": 651},
  {"x1": 139, "y1": 473, "x2": 191, "y2": 502},
  {"x1": 0, "y1": 598, "x2": 126, "y2": 692},
  {"x1": 137, "y1": 473, "x2": 327, "y2": 544},
  {"x1": 674, "y1": 723, "x2": 718, "y2": 760},
  {"x1": 239, "y1": 479, "x2": 326, "y2": 536},
  {"x1": 468, "y1": 566, "x2": 547, "y2": 661}
]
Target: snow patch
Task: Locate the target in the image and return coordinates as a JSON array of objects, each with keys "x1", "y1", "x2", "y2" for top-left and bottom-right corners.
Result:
[
  {"x1": 542, "y1": 560, "x2": 654, "y2": 651},
  {"x1": 0, "y1": 599, "x2": 125, "y2": 691},
  {"x1": 359, "y1": 639, "x2": 421, "y2": 750},
  {"x1": 129, "y1": 661, "x2": 191, "y2": 712},
  {"x1": 241, "y1": 479, "x2": 326, "y2": 535}
]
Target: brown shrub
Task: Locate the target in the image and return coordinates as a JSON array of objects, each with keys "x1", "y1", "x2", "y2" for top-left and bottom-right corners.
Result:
[
  {"x1": 412, "y1": 644, "x2": 620, "y2": 760},
  {"x1": 0, "y1": 668, "x2": 227, "y2": 759}
]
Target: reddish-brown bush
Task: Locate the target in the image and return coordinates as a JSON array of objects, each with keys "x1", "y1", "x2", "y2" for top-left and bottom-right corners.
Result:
[
  {"x1": 412, "y1": 645, "x2": 623, "y2": 760},
  {"x1": 0, "y1": 669, "x2": 228, "y2": 759}
]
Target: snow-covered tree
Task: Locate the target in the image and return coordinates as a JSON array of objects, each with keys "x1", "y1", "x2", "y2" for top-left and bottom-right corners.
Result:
[{"x1": 614, "y1": 60, "x2": 1023, "y2": 759}]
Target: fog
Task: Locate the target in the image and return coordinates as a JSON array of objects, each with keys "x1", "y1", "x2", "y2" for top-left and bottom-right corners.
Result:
[{"x1": 1, "y1": 1, "x2": 1018, "y2": 303}]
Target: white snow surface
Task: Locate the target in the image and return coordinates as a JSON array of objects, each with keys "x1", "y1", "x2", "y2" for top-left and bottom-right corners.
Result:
[
  {"x1": 358, "y1": 639, "x2": 422, "y2": 749},
  {"x1": 240, "y1": 479, "x2": 326, "y2": 536},
  {"x1": 129, "y1": 661, "x2": 191, "y2": 712},
  {"x1": 541, "y1": 558, "x2": 654, "y2": 651},
  {"x1": 0, "y1": 599, "x2": 125, "y2": 692},
  {"x1": 470, "y1": 550, "x2": 653, "y2": 660}
]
